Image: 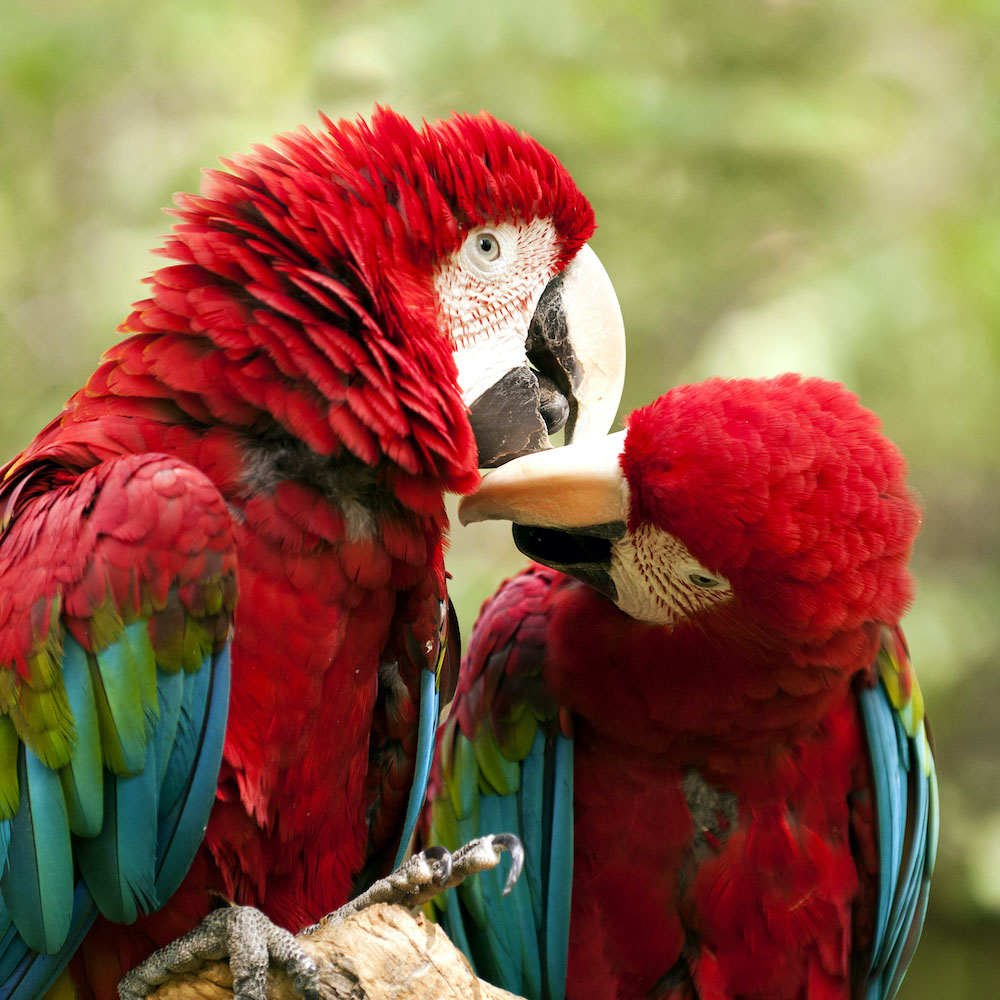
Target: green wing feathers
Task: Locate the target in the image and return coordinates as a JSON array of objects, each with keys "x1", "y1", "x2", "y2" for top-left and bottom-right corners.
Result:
[{"x1": 0, "y1": 452, "x2": 237, "y2": 953}]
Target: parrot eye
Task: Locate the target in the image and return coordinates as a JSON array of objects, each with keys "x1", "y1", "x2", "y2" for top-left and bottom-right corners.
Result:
[
  {"x1": 462, "y1": 229, "x2": 504, "y2": 273},
  {"x1": 686, "y1": 571, "x2": 727, "y2": 590},
  {"x1": 475, "y1": 232, "x2": 501, "y2": 261}
]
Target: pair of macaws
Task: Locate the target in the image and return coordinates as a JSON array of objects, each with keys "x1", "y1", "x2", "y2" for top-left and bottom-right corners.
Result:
[{"x1": 0, "y1": 106, "x2": 935, "y2": 1000}]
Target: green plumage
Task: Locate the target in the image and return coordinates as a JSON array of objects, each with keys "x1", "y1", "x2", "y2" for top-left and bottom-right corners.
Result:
[
  {"x1": 473, "y1": 728, "x2": 521, "y2": 797},
  {"x1": 0, "y1": 714, "x2": 18, "y2": 819},
  {"x1": 91, "y1": 625, "x2": 157, "y2": 776}
]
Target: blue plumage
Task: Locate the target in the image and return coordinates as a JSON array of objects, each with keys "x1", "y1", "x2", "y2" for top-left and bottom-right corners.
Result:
[
  {"x1": 154, "y1": 647, "x2": 231, "y2": 900},
  {"x1": 434, "y1": 725, "x2": 575, "y2": 1000},
  {"x1": 860, "y1": 680, "x2": 938, "y2": 1000},
  {"x1": 544, "y1": 735, "x2": 573, "y2": 1000},
  {"x1": 0, "y1": 630, "x2": 232, "y2": 1000},
  {"x1": 0, "y1": 884, "x2": 95, "y2": 1000},
  {"x1": 57, "y1": 636, "x2": 103, "y2": 837},
  {"x1": 394, "y1": 665, "x2": 440, "y2": 869},
  {"x1": 1, "y1": 748, "x2": 74, "y2": 953},
  {"x1": 76, "y1": 744, "x2": 160, "y2": 924},
  {"x1": 151, "y1": 667, "x2": 185, "y2": 794}
]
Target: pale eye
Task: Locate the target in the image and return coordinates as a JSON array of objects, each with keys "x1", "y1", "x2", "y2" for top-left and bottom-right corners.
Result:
[
  {"x1": 688, "y1": 571, "x2": 724, "y2": 589},
  {"x1": 474, "y1": 231, "x2": 501, "y2": 262}
]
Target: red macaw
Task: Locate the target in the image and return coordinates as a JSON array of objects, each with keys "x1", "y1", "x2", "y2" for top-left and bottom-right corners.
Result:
[
  {"x1": 429, "y1": 374, "x2": 938, "y2": 1000},
  {"x1": 0, "y1": 107, "x2": 626, "y2": 999}
]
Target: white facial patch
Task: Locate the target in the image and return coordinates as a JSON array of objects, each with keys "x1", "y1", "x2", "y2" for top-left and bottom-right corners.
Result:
[
  {"x1": 434, "y1": 218, "x2": 560, "y2": 407},
  {"x1": 610, "y1": 523, "x2": 733, "y2": 626}
]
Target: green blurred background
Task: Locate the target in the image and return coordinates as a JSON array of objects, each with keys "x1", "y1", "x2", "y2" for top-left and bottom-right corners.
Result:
[{"x1": 2, "y1": 0, "x2": 997, "y2": 993}]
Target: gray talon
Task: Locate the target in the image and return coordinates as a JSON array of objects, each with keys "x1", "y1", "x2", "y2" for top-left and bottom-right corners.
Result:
[{"x1": 118, "y1": 905, "x2": 319, "y2": 1000}]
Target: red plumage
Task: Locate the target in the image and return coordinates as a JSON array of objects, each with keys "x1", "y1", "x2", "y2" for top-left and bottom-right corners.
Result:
[
  {"x1": 435, "y1": 375, "x2": 931, "y2": 999},
  {"x1": 0, "y1": 107, "x2": 598, "y2": 997}
]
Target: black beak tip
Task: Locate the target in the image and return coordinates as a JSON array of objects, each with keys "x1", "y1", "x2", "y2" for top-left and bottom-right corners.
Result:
[{"x1": 468, "y1": 367, "x2": 571, "y2": 468}]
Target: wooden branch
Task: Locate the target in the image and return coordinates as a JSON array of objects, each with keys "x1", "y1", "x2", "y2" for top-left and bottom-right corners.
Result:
[{"x1": 139, "y1": 903, "x2": 525, "y2": 1000}]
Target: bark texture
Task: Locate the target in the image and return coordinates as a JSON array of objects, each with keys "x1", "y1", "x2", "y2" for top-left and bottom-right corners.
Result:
[{"x1": 139, "y1": 904, "x2": 524, "y2": 1000}]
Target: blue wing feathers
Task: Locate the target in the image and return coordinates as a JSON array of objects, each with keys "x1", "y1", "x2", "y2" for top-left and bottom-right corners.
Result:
[
  {"x1": 454, "y1": 787, "x2": 488, "y2": 929},
  {"x1": 544, "y1": 734, "x2": 574, "y2": 1000},
  {"x1": 154, "y1": 646, "x2": 230, "y2": 900},
  {"x1": 0, "y1": 638, "x2": 230, "y2": 998},
  {"x1": 0, "y1": 818, "x2": 8, "y2": 879},
  {"x1": 488, "y1": 780, "x2": 543, "y2": 999},
  {"x1": 152, "y1": 668, "x2": 186, "y2": 803},
  {"x1": 519, "y1": 734, "x2": 547, "y2": 921},
  {"x1": 0, "y1": 921, "x2": 20, "y2": 984},
  {"x1": 0, "y1": 748, "x2": 73, "y2": 953},
  {"x1": 475, "y1": 794, "x2": 522, "y2": 993},
  {"x1": 157, "y1": 655, "x2": 213, "y2": 823},
  {"x1": 438, "y1": 887, "x2": 475, "y2": 971},
  {"x1": 76, "y1": 742, "x2": 160, "y2": 924},
  {"x1": 57, "y1": 636, "x2": 103, "y2": 837},
  {"x1": 859, "y1": 687, "x2": 901, "y2": 973},
  {"x1": 438, "y1": 726, "x2": 575, "y2": 1000},
  {"x1": 429, "y1": 567, "x2": 574, "y2": 1000},
  {"x1": 0, "y1": 884, "x2": 96, "y2": 1000},
  {"x1": 393, "y1": 667, "x2": 439, "y2": 869},
  {"x1": 859, "y1": 681, "x2": 938, "y2": 1000}
]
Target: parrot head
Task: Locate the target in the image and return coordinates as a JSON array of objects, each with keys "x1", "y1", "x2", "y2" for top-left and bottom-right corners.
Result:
[
  {"x1": 460, "y1": 374, "x2": 921, "y2": 649},
  {"x1": 144, "y1": 106, "x2": 624, "y2": 489}
]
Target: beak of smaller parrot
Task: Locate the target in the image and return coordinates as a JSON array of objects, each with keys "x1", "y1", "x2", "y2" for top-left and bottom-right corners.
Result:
[
  {"x1": 467, "y1": 245, "x2": 626, "y2": 468},
  {"x1": 459, "y1": 430, "x2": 629, "y2": 598}
]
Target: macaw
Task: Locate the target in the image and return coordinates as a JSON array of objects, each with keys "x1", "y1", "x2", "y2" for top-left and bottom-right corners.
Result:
[
  {"x1": 0, "y1": 106, "x2": 626, "y2": 999},
  {"x1": 429, "y1": 374, "x2": 938, "y2": 1000}
]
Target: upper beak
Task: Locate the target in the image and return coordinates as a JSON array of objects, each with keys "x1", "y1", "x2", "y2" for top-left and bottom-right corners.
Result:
[
  {"x1": 459, "y1": 429, "x2": 628, "y2": 528},
  {"x1": 467, "y1": 245, "x2": 626, "y2": 468},
  {"x1": 459, "y1": 430, "x2": 629, "y2": 597}
]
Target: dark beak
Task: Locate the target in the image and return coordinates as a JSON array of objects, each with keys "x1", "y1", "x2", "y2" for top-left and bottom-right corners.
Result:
[{"x1": 467, "y1": 245, "x2": 625, "y2": 467}]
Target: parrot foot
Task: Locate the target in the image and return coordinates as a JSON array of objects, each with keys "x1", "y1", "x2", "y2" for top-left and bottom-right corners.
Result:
[
  {"x1": 305, "y1": 833, "x2": 524, "y2": 931},
  {"x1": 118, "y1": 904, "x2": 319, "y2": 1000}
]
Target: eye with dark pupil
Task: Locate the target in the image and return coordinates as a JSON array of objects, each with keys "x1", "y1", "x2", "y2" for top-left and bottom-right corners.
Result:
[
  {"x1": 688, "y1": 573, "x2": 720, "y2": 588},
  {"x1": 478, "y1": 236, "x2": 495, "y2": 254}
]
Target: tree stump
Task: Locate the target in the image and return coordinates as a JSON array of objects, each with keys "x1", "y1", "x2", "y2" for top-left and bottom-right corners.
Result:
[{"x1": 138, "y1": 903, "x2": 524, "y2": 1000}]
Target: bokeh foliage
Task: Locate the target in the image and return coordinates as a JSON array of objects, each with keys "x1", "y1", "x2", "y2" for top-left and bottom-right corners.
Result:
[{"x1": 2, "y1": 0, "x2": 997, "y2": 994}]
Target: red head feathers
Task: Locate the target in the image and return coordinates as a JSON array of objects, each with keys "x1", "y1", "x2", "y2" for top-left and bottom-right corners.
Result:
[
  {"x1": 40, "y1": 108, "x2": 622, "y2": 497},
  {"x1": 621, "y1": 374, "x2": 921, "y2": 643}
]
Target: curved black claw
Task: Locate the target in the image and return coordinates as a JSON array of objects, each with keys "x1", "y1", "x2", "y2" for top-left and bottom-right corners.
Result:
[
  {"x1": 118, "y1": 905, "x2": 319, "y2": 1000},
  {"x1": 490, "y1": 832, "x2": 525, "y2": 895}
]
